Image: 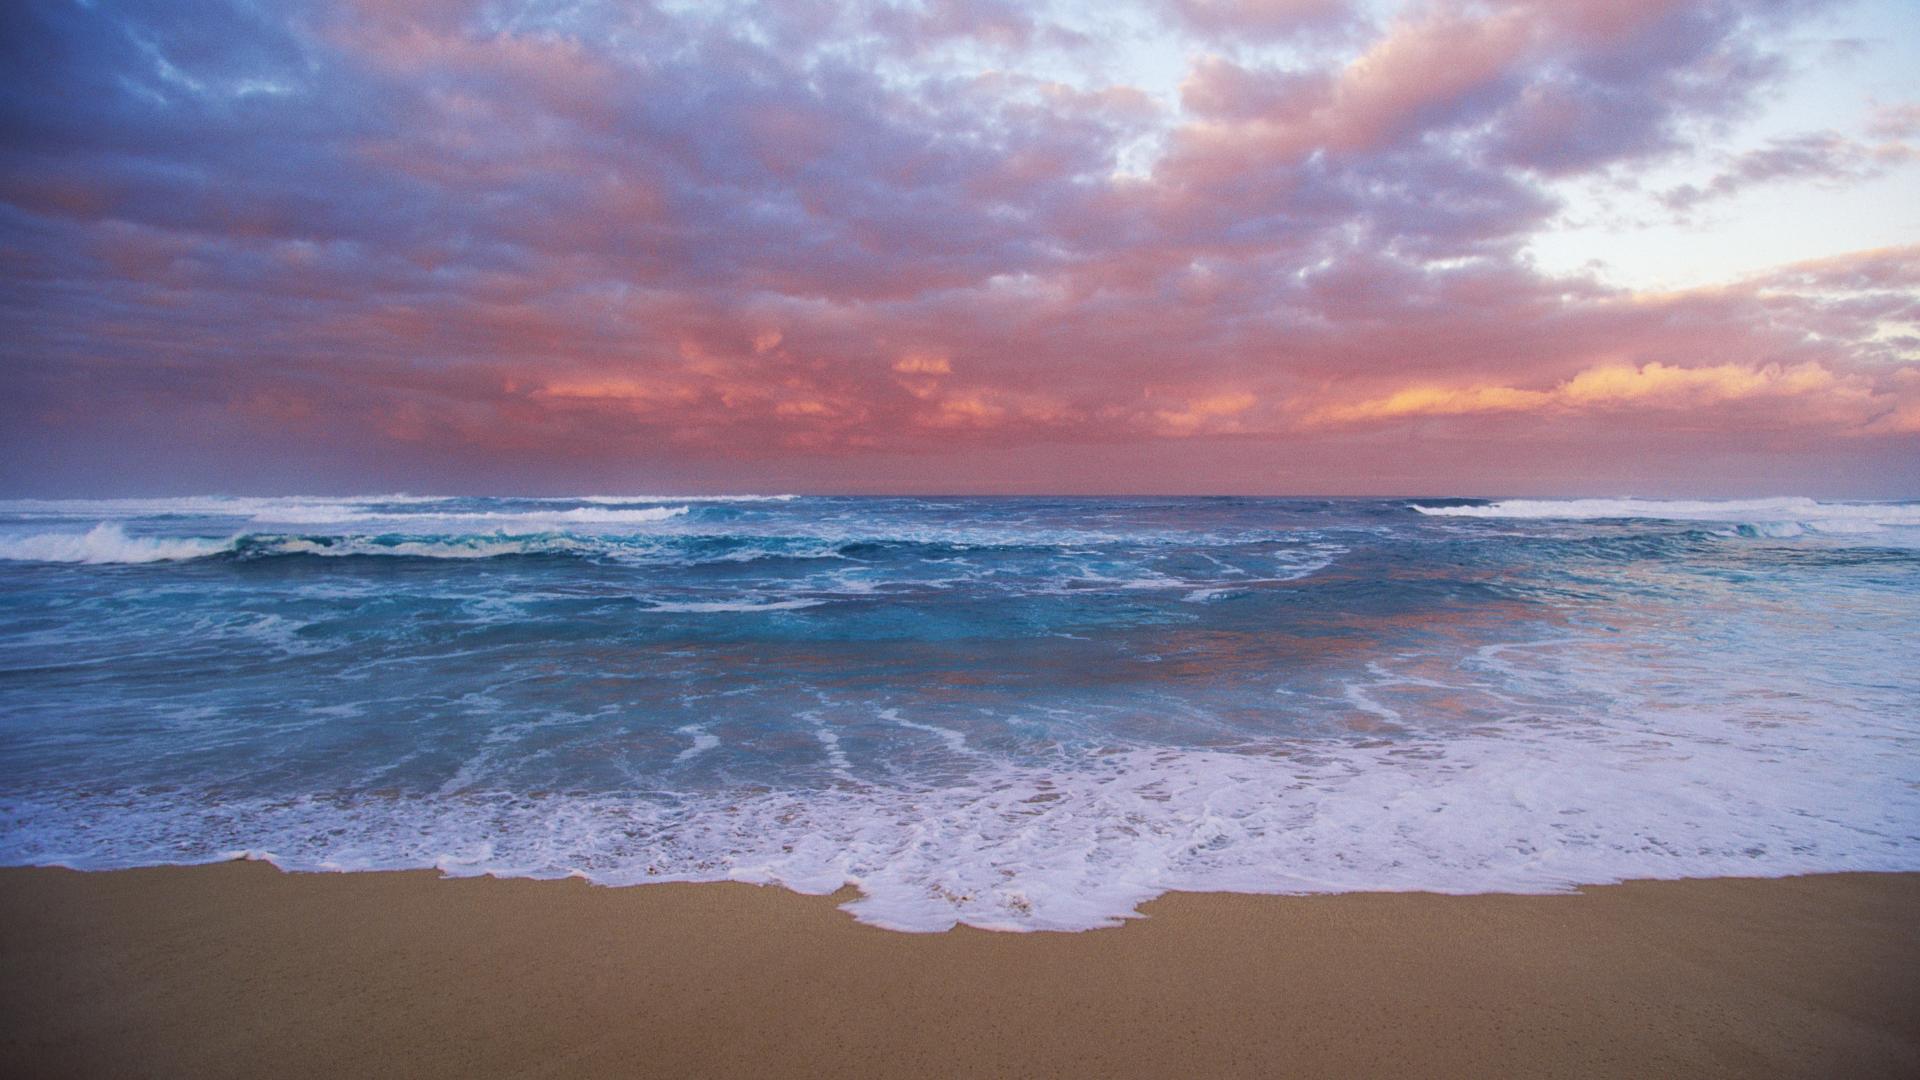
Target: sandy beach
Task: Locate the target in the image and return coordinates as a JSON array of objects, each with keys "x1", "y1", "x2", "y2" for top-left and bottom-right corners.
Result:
[{"x1": 1, "y1": 864, "x2": 1915, "y2": 1078}]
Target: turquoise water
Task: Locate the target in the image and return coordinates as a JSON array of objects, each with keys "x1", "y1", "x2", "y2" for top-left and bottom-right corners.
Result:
[{"x1": 1, "y1": 494, "x2": 1916, "y2": 930}]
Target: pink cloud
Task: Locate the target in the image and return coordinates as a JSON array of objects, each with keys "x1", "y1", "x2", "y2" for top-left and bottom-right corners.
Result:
[
  {"x1": 1, "y1": 0, "x2": 1914, "y2": 496},
  {"x1": 1308, "y1": 360, "x2": 1893, "y2": 429}
]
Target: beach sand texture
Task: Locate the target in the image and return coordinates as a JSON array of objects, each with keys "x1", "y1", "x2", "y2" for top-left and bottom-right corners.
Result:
[{"x1": 2, "y1": 863, "x2": 1916, "y2": 1078}]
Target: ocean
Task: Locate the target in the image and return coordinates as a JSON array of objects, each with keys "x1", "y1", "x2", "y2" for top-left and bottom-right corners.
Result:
[{"x1": 0, "y1": 494, "x2": 1915, "y2": 931}]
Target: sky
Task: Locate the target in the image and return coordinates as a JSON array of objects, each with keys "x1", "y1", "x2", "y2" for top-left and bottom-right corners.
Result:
[{"x1": 1, "y1": 0, "x2": 1917, "y2": 496}]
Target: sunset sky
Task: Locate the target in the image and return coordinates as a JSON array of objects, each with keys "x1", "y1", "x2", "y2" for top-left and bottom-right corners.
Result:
[{"x1": 3, "y1": 0, "x2": 1917, "y2": 496}]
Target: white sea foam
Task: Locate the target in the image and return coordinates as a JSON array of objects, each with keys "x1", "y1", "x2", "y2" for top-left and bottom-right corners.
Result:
[
  {"x1": 2, "y1": 605, "x2": 1915, "y2": 930},
  {"x1": 378, "y1": 506, "x2": 691, "y2": 526},
  {"x1": 797, "y1": 711, "x2": 855, "y2": 777},
  {"x1": 6, "y1": 697, "x2": 1914, "y2": 932},
  {"x1": 0, "y1": 523, "x2": 237, "y2": 564},
  {"x1": 244, "y1": 505, "x2": 384, "y2": 525},
  {"x1": 0, "y1": 528, "x2": 644, "y2": 564},
  {"x1": 644, "y1": 598, "x2": 826, "y2": 613},
  {"x1": 880, "y1": 708, "x2": 976, "y2": 756},
  {"x1": 256, "y1": 506, "x2": 693, "y2": 527},
  {"x1": 10, "y1": 632, "x2": 1913, "y2": 932},
  {"x1": 1411, "y1": 497, "x2": 1920, "y2": 532},
  {"x1": 673, "y1": 726, "x2": 721, "y2": 765}
]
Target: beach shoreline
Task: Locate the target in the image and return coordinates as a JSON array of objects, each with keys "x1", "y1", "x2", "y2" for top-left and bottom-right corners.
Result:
[{"x1": 2, "y1": 863, "x2": 1915, "y2": 1078}]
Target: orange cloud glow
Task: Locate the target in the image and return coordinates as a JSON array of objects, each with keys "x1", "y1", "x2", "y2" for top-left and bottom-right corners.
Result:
[{"x1": 1311, "y1": 361, "x2": 1894, "y2": 429}]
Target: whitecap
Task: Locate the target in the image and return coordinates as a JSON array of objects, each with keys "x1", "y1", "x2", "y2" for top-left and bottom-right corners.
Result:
[
  {"x1": 259, "y1": 506, "x2": 693, "y2": 528},
  {"x1": 1411, "y1": 496, "x2": 1919, "y2": 524},
  {"x1": 0, "y1": 523, "x2": 236, "y2": 564},
  {"x1": 0, "y1": 495, "x2": 444, "y2": 520},
  {"x1": 1411, "y1": 497, "x2": 1920, "y2": 539}
]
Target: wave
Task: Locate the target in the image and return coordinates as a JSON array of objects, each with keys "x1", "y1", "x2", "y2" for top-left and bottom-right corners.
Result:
[
  {"x1": 239, "y1": 504, "x2": 420, "y2": 525},
  {"x1": 0, "y1": 523, "x2": 239, "y2": 564},
  {"x1": 0, "y1": 495, "x2": 446, "y2": 520},
  {"x1": 578, "y1": 494, "x2": 799, "y2": 504},
  {"x1": 0, "y1": 527, "x2": 600, "y2": 564},
  {"x1": 422, "y1": 506, "x2": 690, "y2": 525},
  {"x1": 0, "y1": 522, "x2": 1354, "y2": 584},
  {"x1": 257, "y1": 506, "x2": 693, "y2": 526},
  {"x1": 5, "y1": 706, "x2": 1913, "y2": 931},
  {"x1": 0, "y1": 494, "x2": 783, "y2": 521},
  {"x1": 249, "y1": 535, "x2": 591, "y2": 560},
  {"x1": 1411, "y1": 497, "x2": 1920, "y2": 534}
]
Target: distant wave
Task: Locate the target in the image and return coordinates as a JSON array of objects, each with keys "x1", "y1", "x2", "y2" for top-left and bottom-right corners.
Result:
[
  {"x1": 256, "y1": 506, "x2": 692, "y2": 526},
  {"x1": 0, "y1": 528, "x2": 607, "y2": 564},
  {"x1": 416, "y1": 506, "x2": 690, "y2": 525},
  {"x1": 0, "y1": 494, "x2": 787, "y2": 520},
  {"x1": 0, "y1": 495, "x2": 443, "y2": 519},
  {"x1": 0, "y1": 523, "x2": 238, "y2": 564},
  {"x1": 578, "y1": 494, "x2": 799, "y2": 504},
  {"x1": 0, "y1": 522, "x2": 1106, "y2": 567},
  {"x1": 1411, "y1": 497, "x2": 1920, "y2": 534},
  {"x1": 251, "y1": 535, "x2": 589, "y2": 560}
]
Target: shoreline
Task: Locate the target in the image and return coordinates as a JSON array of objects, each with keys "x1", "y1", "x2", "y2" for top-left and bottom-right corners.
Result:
[{"x1": 3, "y1": 864, "x2": 1917, "y2": 1078}]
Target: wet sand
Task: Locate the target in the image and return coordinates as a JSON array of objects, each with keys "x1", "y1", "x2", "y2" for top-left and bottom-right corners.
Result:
[{"x1": 1, "y1": 863, "x2": 1915, "y2": 1078}]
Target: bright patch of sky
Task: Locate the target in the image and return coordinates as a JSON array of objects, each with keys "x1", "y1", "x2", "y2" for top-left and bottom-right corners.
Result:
[{"x1": 1525, "y1": 0, "x2": 1920, "y2": 291}]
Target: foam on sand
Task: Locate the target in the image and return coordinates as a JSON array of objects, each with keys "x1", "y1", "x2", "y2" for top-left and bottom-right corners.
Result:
[{"x1": 5, "y1": 695, "x2": 1912, "y2": 932}]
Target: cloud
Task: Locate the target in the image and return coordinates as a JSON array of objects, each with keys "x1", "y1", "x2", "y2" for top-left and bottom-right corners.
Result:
[
  {"x1": 1309, "y1": 360, "x2": 1879, "y2": 425},
  {"x1": 1155, "y1": 391, "x2": 1259, "y2": 435},
  {"x1": 1662, "y1": 129, "x2": 1918, "y2": 212},
  {"x1": 1866, "y1": 101, "x2": 1920, "y2": 140},
  {"x1": 892, "y1": 353, "x2": 954, "y2": 376},
  {"x1": 0, "y1": 0, "x2": 1914, "y2": 496}
]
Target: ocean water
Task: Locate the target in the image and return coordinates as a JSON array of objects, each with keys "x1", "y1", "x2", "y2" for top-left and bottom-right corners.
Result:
[{"x1": 0, "y1": 494, "x2": 1916, "y2": 931}]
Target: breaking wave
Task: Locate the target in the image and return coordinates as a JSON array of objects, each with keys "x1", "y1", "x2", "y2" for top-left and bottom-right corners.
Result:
[
  {"x1": 0, "y1": 494, "x2": 780, "y2": 527},
  {"x1": 0, "y1": 523, "x2": 239, "y2": 564},
  {"x1": 1411, "y1": 497, "x2": 1920, "y2": 537},
  {"x1": 258, "y1": 506, "x2": 692, "y2": 526},
  {"x1": 6, "y1": 713, "x2": 1913, "y2": 932}
]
